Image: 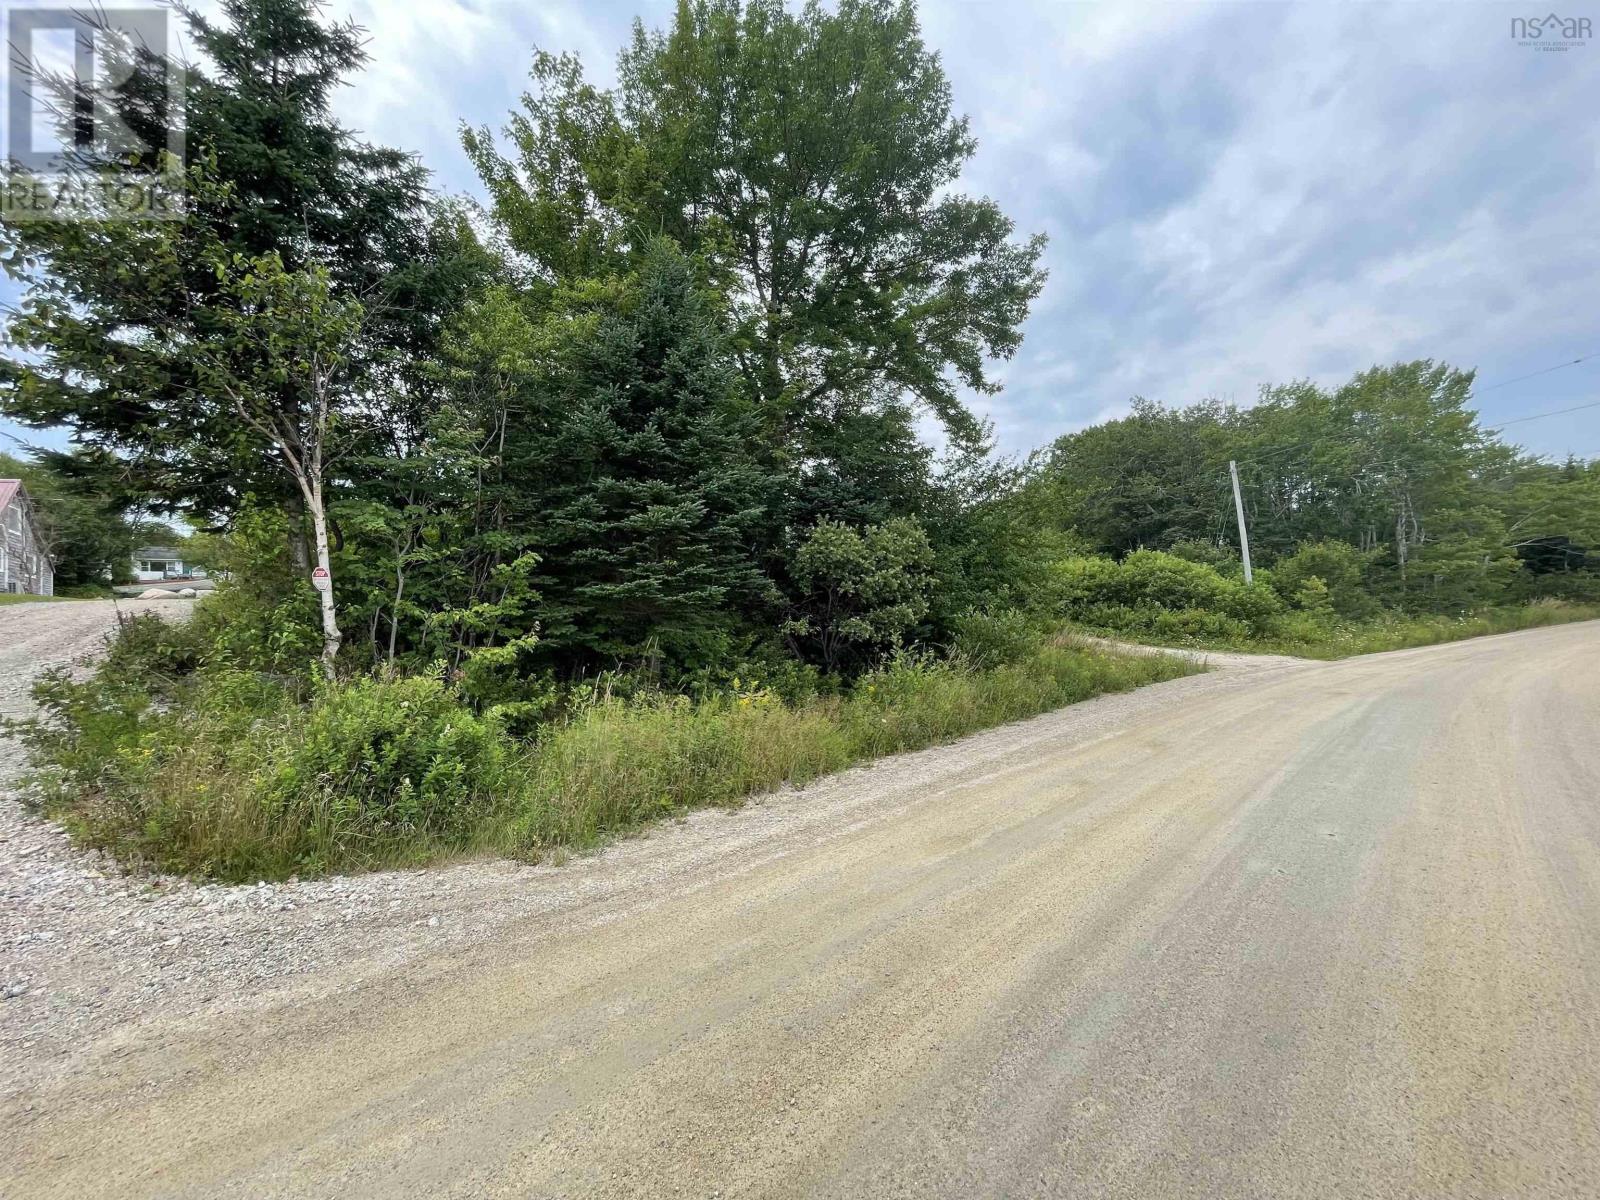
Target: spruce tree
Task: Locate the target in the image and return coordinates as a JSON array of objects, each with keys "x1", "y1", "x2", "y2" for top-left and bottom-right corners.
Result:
[
  {"x1": 505, "y1": 241, "x2": 782, "y2": 675},
  {"x1": 0, "y1": 0, "x2": 442, "y2": 525}
]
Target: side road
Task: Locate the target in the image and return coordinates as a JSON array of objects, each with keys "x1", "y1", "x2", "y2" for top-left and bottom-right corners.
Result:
[{"x1": 2, "y1": 610, "x2": 1597, "y2": 1197}]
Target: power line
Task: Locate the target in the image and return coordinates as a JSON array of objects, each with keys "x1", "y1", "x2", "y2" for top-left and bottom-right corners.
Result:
[
  {"x1": 1472, "y1": 350, "x2": 1600, "y2": 395},
  {"x1": 1484, "y1": 398, "x2": 1600, "y2": 431}
]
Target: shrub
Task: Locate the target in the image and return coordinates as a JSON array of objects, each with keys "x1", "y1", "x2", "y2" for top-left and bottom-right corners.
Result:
[
  {"x1": 1270, "y1": 541, "x2": 1377, "y2": 617},
  {"x1": 22, "y1": 589, "x2": 1201, "y2": 879},
  {"x1": 18, "y1": 657, "x2": 521, "y2": 878},
  {"x1": 252, "y1": 675, "x2": 515, "y2": 846},
  {"x1": 1146, "y1": 607, "x2": 1254, "y2": 643},
  {"x1": 783, "y1": 517, "x2": 936, "y2": 673},
  {"x1": 1166, "y1": 538, "x2": 1242, "y2": 575},
  {"x1": 1050, "y1": 550, "x2": 1283, "y2": 637},
  {"x1": 99, "y1": 611, "x2": 208, "y2": 694},
  {"x1": 949, "y1": 607, "x2": 1043, "y2": 666}
]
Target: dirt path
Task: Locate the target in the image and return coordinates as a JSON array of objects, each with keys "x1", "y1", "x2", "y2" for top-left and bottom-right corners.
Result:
[
  {"x1": 2, "y1": 616, "x2": 1596, "y2": 1198},
  {"x1": 0, "y1": 598, "x2": 188, "y2": 731}
]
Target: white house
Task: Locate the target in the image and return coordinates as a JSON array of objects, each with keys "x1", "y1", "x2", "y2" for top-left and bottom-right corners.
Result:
[
  {"x1": 0, "y1": 479, "x2": 55, "y2": 596},
  {"x1": 131, "y1": 545, "x2": 207, "y2": 583}
]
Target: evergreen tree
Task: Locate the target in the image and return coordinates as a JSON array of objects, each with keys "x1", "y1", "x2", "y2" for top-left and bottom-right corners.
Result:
[
  {"x1": 477, "y1": 241, "x2": 783, "y2": 676},
  {"x1": 0, "y1": 0, "x2": 445, "y2": 526}
]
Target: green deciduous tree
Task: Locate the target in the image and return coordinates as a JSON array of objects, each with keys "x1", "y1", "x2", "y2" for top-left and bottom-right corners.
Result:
[
  {"x1": 464, "y1": 0, "x2": 1046, "y2": 478},
  {"x1": 783, "y1": 516, "x2": 935, "y2": 673}
]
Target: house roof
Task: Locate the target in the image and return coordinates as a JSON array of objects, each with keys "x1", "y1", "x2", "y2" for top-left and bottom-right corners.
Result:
[
  {"x1": 134, "y1": 546, "x2": 187, "y2": 559},
  {"x1": 0, "y1": 479, "x2": 20, "y2": 512}
]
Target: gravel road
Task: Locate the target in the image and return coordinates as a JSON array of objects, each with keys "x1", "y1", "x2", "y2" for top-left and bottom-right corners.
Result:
[{"x1": 2, "y1": 606, "x2": 1597, "y2": 1198}]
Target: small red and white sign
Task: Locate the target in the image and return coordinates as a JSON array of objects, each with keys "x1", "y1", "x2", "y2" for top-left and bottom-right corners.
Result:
[{"x1": 311, "y1": 566, "x2": 332, "y2": 591}]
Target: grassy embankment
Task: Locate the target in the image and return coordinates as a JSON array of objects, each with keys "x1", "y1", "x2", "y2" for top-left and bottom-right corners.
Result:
[
  {"x1": 14, "y1": 619, "x2": 1198, "y2": 882},
  {"x1": 1083, "y1": 601, "x2": 1600, "y2": 660}
]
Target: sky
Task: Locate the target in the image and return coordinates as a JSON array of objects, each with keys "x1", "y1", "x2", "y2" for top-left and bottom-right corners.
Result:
[{"x1": 4, "y1": 0, "x2": 1598, "y2": 463}]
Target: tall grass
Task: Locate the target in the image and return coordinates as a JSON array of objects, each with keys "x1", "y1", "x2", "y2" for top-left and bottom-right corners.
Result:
[
  {"x1": 506, "y1": 643, "x2": 1195, "y2": 855},
  {"x1": 16, "y1": 635, "x2": 1198, "y2": 880}
]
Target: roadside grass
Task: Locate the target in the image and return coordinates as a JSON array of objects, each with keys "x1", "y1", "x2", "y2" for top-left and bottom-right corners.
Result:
[
  {"x1": 14, "y1": 630, "x2": 1199, "y2": 881},
  {"x1": 1079, "y1": 600, "x2": 1600, "y2": 661},
  {"x1": 503, "y1": 641, "x2": 1196, "y2": 855},
  {"x1": 0, "y1": 593, "x2": 83, "y2": 605}
]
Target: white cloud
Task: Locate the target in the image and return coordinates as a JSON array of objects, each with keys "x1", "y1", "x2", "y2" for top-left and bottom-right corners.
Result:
[{"x1": 10, "y1": 1, "x2": 1598, "y2": 459}]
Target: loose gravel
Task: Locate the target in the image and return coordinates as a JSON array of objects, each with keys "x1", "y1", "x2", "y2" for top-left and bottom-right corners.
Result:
[{"x1": 1, "y1": 599, "x2": 1284, "y2": 1100}]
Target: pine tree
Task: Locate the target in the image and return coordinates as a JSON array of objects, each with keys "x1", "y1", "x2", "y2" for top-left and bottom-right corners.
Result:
[
  {"x1": 503, "y1": 241, "x2": 782, "y2": 675},
  {"x1": 0, "y1": 0, "x2": 442, "y2": 526}
]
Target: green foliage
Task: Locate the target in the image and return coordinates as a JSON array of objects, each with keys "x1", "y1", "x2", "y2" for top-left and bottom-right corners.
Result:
[
  {"x1": 1166, "y1": 538, "x2": 1242, "y2": 575},
  {"x1": 0, "y1": 451, "x2": 141, "y2": 587},
  {"x1": 20, "y1": 591, "x2": 1196, "y2": 879},
  {"x1": 948, "y1": 607, "x2": 1045, "y2": 667},
  {"x1": 1030, "y1": 362, "x2": 1600, "y2": 617},
  {"x1": 252, "y1": 675, "x2": 513, "y2": 849},
  {"x1": 505, "y1": 636, "x2": 1195, "y2": 855},
  {"x1": 464, "y1": 0, "x2": 1047, "y2": 447},
  {"x1": 1269, "y1": 541, "x2": 1377, "y2": 618},
  {"x1": 1049, "y1": 550, "x2": 1284, "y2": 638},
  {"x1": 17, "y1": 630, "x2": 519, "y2": 880},
  {"x1": 498, "y1": 241, "x2": 783, "y2": 675},
  {"x1": 188, "y1": 508, "x2": 322, "y2": 678},
  {"x1": 0, "y1": 0, "x2": 450, "y2": 523},
  {"x1": 784, "y1": 517, "x2": 936, "y2": 673}
]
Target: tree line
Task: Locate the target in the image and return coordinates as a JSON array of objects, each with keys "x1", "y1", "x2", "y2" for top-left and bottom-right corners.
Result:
[
  {"x1": 3, "y1": 0, "x2": 1595, "y2": 685},
  {"x1": 1031, "y1": 363, "x2": 1600, "y2": 613},
  {"x1": 2, "y1": 0, "x2": 1049, "y2": 685}
]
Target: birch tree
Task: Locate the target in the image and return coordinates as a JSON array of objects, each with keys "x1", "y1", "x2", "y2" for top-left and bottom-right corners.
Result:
[{"x1": 195, "y1": 251, "x2": 363, "y2": 678}]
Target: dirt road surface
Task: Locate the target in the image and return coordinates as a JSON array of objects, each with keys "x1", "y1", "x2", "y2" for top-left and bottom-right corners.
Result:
[
  {"x1": 0, "y1": 598, "x2": 187, "y2": 735},
  {"x1": 2, "y1": 616, "x2": 1597, "y2": 1198}
]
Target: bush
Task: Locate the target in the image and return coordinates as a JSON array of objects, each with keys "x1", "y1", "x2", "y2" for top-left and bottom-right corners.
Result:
[
  {"x1": 1145, "y1": 608, "x2": 1254, "y2": 643},
  {"x1": 99, "y1": 610, "x2": 208, "y2": 692},
  {"x1": 783, "y1": 517, "x2": 936, "y2": 674},
  {"x1": 948, "y1": 607, "x2": 1043, "y2": 666},
  {"x1": 19, "y1": 660, "x2": 521, "y2": 879},
  {"x1": 22, "y1": 589, "x2": 1201, "y2": 879},
  {"x1": 1166, "y1": 538, "x2": 1242, "y2": 575},
  {"x1": 252, "y1": 675, "x2": 515, "y2": 847},
  {"x1": 1050, "y1": 550, "x2": 1283, "y2": 637},
  {"x1": 1270, "y1": 541, "x2": 1377, "y2": 618}
]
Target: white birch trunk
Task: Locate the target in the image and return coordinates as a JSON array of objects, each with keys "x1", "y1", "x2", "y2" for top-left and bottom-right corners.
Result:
[{"x1": 306, "y1": 479, "x2": 342, "y2": 680}]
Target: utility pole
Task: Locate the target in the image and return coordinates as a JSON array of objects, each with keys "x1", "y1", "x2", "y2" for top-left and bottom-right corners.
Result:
[{"x1": 1229, "y1": 459, "x2": 1254, "y2": 585}]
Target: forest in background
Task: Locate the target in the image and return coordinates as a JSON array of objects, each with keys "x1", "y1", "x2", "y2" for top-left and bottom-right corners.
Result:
[{"x1": 2, "y1": 0, "x2": 1595, "y2": 879}]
